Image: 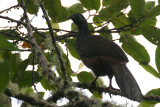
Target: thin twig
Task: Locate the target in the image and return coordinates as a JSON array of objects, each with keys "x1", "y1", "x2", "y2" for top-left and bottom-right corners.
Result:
[
  {"x1": 0, "y1": 49, "x2": 31, "y2": 51},
  {"x1": 0, "y1": 15, "x2": 26, "y2": 26},
  {"x1": 0, "y1": 31, "x2": 30, "y2": 43},
  {"x1": 0, "y1": 4, "x2": 20, "y2": 14}
]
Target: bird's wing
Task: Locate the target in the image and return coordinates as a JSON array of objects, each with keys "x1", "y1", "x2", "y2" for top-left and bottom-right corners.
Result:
[{"x1": 78, "y1": 35, "x2": 128, "y2": 63}]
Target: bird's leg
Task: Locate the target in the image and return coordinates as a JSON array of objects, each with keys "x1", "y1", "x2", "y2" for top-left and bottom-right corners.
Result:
[
  {"x1": 108, "y1": 76, "x2": 120, "y2": 98},
  {"x1": 108, "y1": 77, "x2": 113, "y2": 98},
  {"x1": 91, "y1": 76, "x2": 99, "y2": 87}
]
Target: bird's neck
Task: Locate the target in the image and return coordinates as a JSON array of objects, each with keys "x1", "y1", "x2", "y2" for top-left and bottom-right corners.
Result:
[{"x1": 77, "y1": 24, "x2": 91, "y2": 37}]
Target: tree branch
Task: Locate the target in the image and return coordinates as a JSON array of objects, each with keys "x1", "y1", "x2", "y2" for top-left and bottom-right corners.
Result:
[
  {"x1": 0, "y1": 4, "x2": 20, "y2": 14},
  {"x1": 4, "y1": 88, "x2": 56, "y2": 107},
  {"x1": 0, "y1": 31, "x2": 30, "y2": 43},
  {"x1": 39, "y1": 2, "x2": 67, "y2": 80},
  {"x1": 21, "y1": 0, "x2": 55, "y2": 81},
  {"x1": 0, "y1": 15, "x2": 26, "y2": 26},
  {"x1": 73, "y1": 82, "x2": 160, "y2": 102}
]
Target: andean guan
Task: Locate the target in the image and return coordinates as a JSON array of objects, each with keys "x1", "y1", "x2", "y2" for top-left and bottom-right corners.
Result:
[{"x1": 69, "y1": 13, "x2": 142, "y2": 102}]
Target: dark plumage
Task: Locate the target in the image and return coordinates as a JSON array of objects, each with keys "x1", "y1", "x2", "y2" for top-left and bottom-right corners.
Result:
[{"x1": 69, "y1": 13, "x2": 142, "y2": 102}]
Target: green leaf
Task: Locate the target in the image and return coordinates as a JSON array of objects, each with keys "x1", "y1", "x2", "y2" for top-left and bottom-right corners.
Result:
[
  {"x1": 144, "y1": 1, "x2": 155, "y2": 12},
  {"x1": 67, "y1": 38, "x2": 80, "y2": 60},
  {"x1": 41, "y1": 78, "x2": 57, "y2": 91},
  {"x1": 122, "y1": 40, "x2": 150, "y2": 64},
  {"x1": 77, "y1": 71, "x2": 95, "y2": 83},
  {"x1": 71, "y1": 23, "x2": 77, "y2": 30},
  {"x1": 78, "y1": 62, "x2": 84, "y2": 70},
  {"x1": 99, "y1": 26, "x2": 112, "y2": 39},
  {"x1": 96, "y1": 77, "x2": 105, "y2": 87},
  {"x1": 131, "y1": 18, "x2": 156, "y2": 35},
  {"x1": 103, "y1": 0, "x2": 129, "y2": 12},
  {"x1": 0, "y1": 61, "x2": 10, "y2": 93},
  {"x1": 38, "y1": 92, "x2": 45, "y2": 98},
  {"x1": 93, "y1": 15, "x2": 102, "y2": 26},
  {"x1": 99, "y1": 7, "x2": 116, "y2": 20},
  {"x1": 18, "y1": 71, "x2": 42, "y2": 87},
  {"x1": 55, "y1": 6, "x2": 69, "y2": 22},
  {"x1": 141, "y1": 26, "x2": 160, "y2": 45},
  {"x1": 68, "y1": 3, "x2": 84, "y2": 14},
  {"x1": 102, "y1": 0, "x2": 111, "y2": 7},
  {"x1": 155, "y1": 46, "x2": 160, "y2": 73},
  {"x1": 79, "y1": 0, "x2": 100, "y2": 11},
  {"x1": 43, "y1": 0, "x2": 62, "y2": 22},
  {"x1": 51, "y1": 21, "x2": 59, "y2": 29},
  {"x1": 139, "y1": 88, "x2": 160, "y2": 107},
  {"x1": 18, "y1": 0, "x2": 39, "y2": 14},
  {"x1": 148, "y1": 4, "x2": 160, "y2": 18},
  {"x1": 140, "y1": 64, "x2": 160, "y2": 79},
  {"x1": 0, "y1": 35, "x2": 19, "y2": 51},
  {"x1": 130, "y1": 0, "x2": 145, "y2": 18},
  {"x1": 26, "y1": 0, "x2": 39, "y2": 14},
  {"x1": 88, "y1": 24, "x2": 95, "y2": 35},
  {"x1": 92, "y1": 91, "x2": 102, "y2": 98},
  {"x1": 140, "y1": 18, "x2": 156, "y2": 27},
  {"x1": 112, "y1": 14, "x2": 129, "y2": 28},
  {"x1": 24, "y1": 87, "x2": 34, "y2": 95},
  {"x1": 11, "y1": 58, "x2": 31, "y2": 84}
]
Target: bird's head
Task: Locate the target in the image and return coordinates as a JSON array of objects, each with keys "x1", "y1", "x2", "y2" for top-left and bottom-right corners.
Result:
[{"x1": 68, "y1": 13, "x2": 88, "y2": 27}]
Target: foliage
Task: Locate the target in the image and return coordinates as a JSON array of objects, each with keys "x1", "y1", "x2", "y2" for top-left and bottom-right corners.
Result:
[{"x1": 0, "y1": 0, "x2": 160, "y2": 106}]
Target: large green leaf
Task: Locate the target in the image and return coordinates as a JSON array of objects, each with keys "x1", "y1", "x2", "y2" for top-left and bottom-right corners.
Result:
[
  {"x1": 129, "y1": 1, "x2": 156, "y2": 35},
  {"x1": 41, "y1": 78, "x2": 57, "y2": 91},
  {"x1": 128, "y1": 1, "x2": 156, "y2": 35},
  {"x1": 99, "y1": 7, "x2": 116, "y2": 20},
  {"x1": 140, "y1": 64, "x2": 160, "y2": 79},
  {"x1": 130, "y1": 18, "x2": 156, "y2": 35},
  {"x1": 130, "y1": 0, "x2": 145, "y2": 18},
  {"x1": 67, "y1": 38, "x2": 80, "y2": 60},
  {"x1": 112, "y1": 14, "x2": 129, "y2": 28},
  {"x1": 26, "y1": 0, "x2": 39, "y2": 14},
  {"x1": 155, "y1": 46, "x2": 160, "y2": 73},
  {"x1": 139, "y1": 88, "x2": 160, "y2": 107},
  {"x1": 122, "y1": 40, "x2": 150, "y2": 64},
  {"x1": 103, "y1": 0, "x2": 129, "y2": 12},
  {"x1": 11, "y1": 58, "x2": 31, "y2": 84},
  {"x1": 0, "y1": 61, "x2": 10, "y2": 93},
  {"x1": 148, "y1": 4, "x2": 160, "y2": 18},
  {"x1": 18, "y1": 71, "x2": 42, "y2": 87},
  {"x1": 141, "y1": 26, "x2": 160, "y2": 45},
  {"x1": 77, "y1": 71, "x2": 94, "y2": 83},
  {"x1": 93, "y1": 15, "x2": 102, "y2": 26},
  {"x1": 55, "y1": 6, "x2": 69, "y2": 22},
  {"x1": 43, "y1": 0, "x2": 62, "y2": 22},
  {"x1": 18, "y1": 0, "x2": 39, "y2": 14},
  {"x1": 68, "y1": 3, "x2": 84, "y2": 15},
  {"x1": 144, "y1": 1, "x2": 155, "y2": 12},
  {"x1": 79, "y1": 0, "x2": 100, "y2": 11},
  {"x1": 0, "y1": 35, "x2": 19, "y2": 51}
]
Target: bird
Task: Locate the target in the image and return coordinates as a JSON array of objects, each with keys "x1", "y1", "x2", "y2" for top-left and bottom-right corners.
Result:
[{"x1": 69, "y1": 13, "x2": 143, "y2": 102}]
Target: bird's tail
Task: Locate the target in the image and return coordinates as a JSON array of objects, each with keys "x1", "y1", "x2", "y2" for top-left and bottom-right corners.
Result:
[{"x1": 112, "y1": 64, "x2": 143, "y2": 102}]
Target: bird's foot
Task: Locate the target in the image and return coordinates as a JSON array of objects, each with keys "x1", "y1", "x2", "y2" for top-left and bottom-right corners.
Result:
[{"x1": 108, "y1": 85, "x2": 119, "y2": 98}]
